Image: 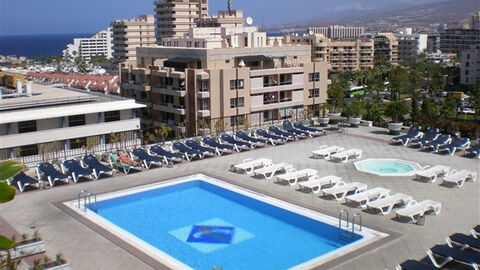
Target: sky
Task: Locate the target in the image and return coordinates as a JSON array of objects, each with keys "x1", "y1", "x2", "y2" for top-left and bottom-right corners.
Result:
[{"x1": 0, "y1": 0, "x2": 445, "y2": 36}]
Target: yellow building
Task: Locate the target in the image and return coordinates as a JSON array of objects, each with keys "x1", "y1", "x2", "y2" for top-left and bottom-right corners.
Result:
[{"x1": 0, "y1": 71, "x2": 26, "y2": 89}]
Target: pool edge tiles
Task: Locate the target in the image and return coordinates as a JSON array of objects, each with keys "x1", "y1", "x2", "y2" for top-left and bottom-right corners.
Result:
[{"x1": 63, "y1": 174, "x2": 390, "y2": 270}]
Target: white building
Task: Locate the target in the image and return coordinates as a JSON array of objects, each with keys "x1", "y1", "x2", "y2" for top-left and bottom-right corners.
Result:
[
  {"x1": 397, "y1": 33, "x2": 428, "y2": 63},
  {"x1": 307, "y1": 25, "x2": 365, "y2": 39},
  {"x1": 63, "y1": 28, "x2": 113, "y2": 61},
  {"x1": 0, "y1": 82, "x2": 145, "y2": 163},
  {"x1": 460, "y1": 49, "x2": 480, "y2": 85}
]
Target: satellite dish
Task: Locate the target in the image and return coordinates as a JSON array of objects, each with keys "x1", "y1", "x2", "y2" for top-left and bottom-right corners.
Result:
[
  {"x1": 308, "y1": 30, "x2": 314, "y2": 36},
  {"x1": 246, "y1": 17, "x2": 254, "y2": 26}
]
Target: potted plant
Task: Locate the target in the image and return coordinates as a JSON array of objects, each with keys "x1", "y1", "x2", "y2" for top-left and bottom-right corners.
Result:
[
  {"x1": 318, "y1": 104, "x2": 330, "y2": 127},
  {"x1": 385, "y1": 100, "x2": 410, "y2": 135},
  {"x1": 346, "y1": 101, "x2": 365, "y2": 128}
]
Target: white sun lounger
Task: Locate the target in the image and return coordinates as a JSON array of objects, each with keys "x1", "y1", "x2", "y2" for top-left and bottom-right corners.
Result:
[
  {"x1": 253, "y1": 163, "x2": 294, "y2": 180},
  {"x1": 312, "y1": 146, "x2": 345, "y2": 160},
  {"x1": 366, "y1": 193, "x2": 413, "y2": 215},
  {"x1": 330, "y1": 149, "x2": 363, "y2": 163},
  {"x1": 230, "y1": 158, "x2": 272, "y2": 174},
  {"x1": 442, "y1": 170, "x2": 477, "y2": 188},
  {"x1": 321, "y1": 181, "x2": 367, "y2": 201},
  {"x1": 297, "y1": 175, "x2": 342, "y2": 193},
  {"x1": 415, "y1": 165, "x2": 451, "y2": 183},
  {"x1": 276, "y1": 169, "x2": 318, "y2": 186},
  {"x1": 396, "y1": 200, "x2": 442, "y2": 223},
  {"x1": 345, "y1": 187, "x2": 391, "y2": 209}
]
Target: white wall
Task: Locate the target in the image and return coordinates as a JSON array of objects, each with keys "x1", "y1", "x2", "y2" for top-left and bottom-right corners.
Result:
[
  {"x1": 250, "y1": 77, "x2": 263, "y2": 89},
  {"x1": 292, "y1": 74, "x2": 304, "y2": 86},
  {"x1": 85, "y1": 113, "x2": 99, "y2": 125},
  {"x1": 37, "y1": 118, "x2": 61, "y2": 131}
]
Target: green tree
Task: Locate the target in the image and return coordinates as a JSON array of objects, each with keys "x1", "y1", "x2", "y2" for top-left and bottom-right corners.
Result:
[
  {"x1": 156, "y1": 124, "x2": 172, "y2": 144},
  {"x1": 440, "y1": 98, "x2": 458, "y2": 119},
  {"x1": 327, "y1": 78, "x2": 347, "y2": 112},
  {"x1": 385, "y1": 101, "x2": 410, "y2": 123},
  {"x1": 388, "y1": 66, "x2": 408, "y2": 101}
]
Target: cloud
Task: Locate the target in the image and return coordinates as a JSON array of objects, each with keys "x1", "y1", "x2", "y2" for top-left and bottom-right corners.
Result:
[{"x1": 330, "y1": 2, "x2": 374, "y2": 13}]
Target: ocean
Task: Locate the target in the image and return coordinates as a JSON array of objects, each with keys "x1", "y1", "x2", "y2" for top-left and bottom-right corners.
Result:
[{"x1": 0, "y1": 33, "x2": 93, "y2": 57}]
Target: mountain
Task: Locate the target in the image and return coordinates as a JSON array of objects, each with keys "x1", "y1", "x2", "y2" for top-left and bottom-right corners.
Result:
[{"x1": 264, "y1": 0, "x2": 479, "y2": 33}]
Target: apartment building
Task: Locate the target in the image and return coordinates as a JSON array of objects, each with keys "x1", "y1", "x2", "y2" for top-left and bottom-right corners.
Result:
[
  {"x1": 63, "y1": 28, "x2": 113, "y2": 61},
  {"x1": 307, "y1": 25, "x2": 365, "y2": 39},
  {"x1": 111, "y1": 15, "x2": 156, "y2": 63},
  {"x1": 373, "y1": 33, "x2": 399, "y2": 64},
  {"x1": 397, "y1": 34, "x2": 428, "y2": 63},
  {"x1": 460, "y1": 50, "x2": 480, "y2": 85},
  {"x1": 440, "y1": 29, "x2": 480, "y2": 54},
  {"x1": 284, "y1": 34, "x2": 374, "y2": 72},
  {"x1": 120, "y1": 24, "x2": 327, "y2": 136},
  {"x1": 154, "y1": 0, "x2": 209, "y2": 42},
  {"x1": 0, "y1": 82, "x2": 145, "y2": 162}
]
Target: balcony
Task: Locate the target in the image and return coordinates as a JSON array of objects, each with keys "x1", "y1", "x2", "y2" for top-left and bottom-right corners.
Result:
[
  {"x1": 198, "y1": 110, "x2": 211, "y2": 118},
  {"x1": 196, "y1": 72, "x2": 209, "y2": 80},
  {"x1": 152, "y1": 86, "x2": 186, "y2": 97},
  {"x1": 197, "y1": 91, "x2": 210, "y2": 99},
  {"x1": 251, "y1": 99, "x2": 304, "y2": 112},
  {"x1": 0, "y1": 119, "x2": 141, "y2": 149},
  {"x1": 122, "y1": 83, "x2": 151, "y2": 92},
  {"x1": 153, "y1": 103, "x2": 186, "y2": 115}
]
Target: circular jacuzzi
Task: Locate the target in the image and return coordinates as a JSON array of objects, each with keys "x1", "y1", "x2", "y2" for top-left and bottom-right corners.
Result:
[{"x1": 354, "y1": 159, "x2": 421, "y2": 177}]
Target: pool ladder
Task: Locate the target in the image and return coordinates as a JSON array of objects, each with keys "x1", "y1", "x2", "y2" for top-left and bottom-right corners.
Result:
[
  {"x1": 338, "y1": 209, "x2": 362, "y2": 241},
  {"x1": 77, "y1": 190, "x2": 98, "y2": 212}
]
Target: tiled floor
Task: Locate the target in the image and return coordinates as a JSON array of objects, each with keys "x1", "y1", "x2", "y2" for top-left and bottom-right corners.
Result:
[{"x1": 1, "y1": 126, "x2": 478, "y2": 270}]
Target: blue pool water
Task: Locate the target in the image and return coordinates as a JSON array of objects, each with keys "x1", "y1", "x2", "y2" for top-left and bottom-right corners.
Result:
[
  {"x1": 90, "y1": 180, "x2": 363, "y2": 270},
  {"x1": 362, "y1": 160, "x2": 415, "y2": 175}
]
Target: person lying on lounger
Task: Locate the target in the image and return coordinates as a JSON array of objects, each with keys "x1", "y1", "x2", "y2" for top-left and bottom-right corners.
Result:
[{"x1": 117, "y1": 151, "x2": 141, "y2": 166}]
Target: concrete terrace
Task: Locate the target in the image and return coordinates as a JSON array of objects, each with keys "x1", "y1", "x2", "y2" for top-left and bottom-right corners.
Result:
[{"x1": 0, "y1": 126, "x2": 479, "y2": 270}]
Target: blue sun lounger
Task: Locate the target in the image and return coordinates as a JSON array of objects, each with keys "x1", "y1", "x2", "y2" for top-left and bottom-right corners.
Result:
[
  {"x1": 61, "y1": 159, "x2": 94, "y2": 183},
  {"x1": 220, "y1": 134, "x2": 252, "y2": 152},
  {"x1": 235, "y1": 131, "x2": 266, "y2": 147},
  {"x1": 282, "y1": 120, "x2": 309, "y2": 138},
  {"x1": 392, "y1": 126, "x2": 423, "y2": 146},
  {"x1": 293, "y1": 122, "x2": 325, "y2": 136},
  {"x1": 8, "y1": 172, "x2": 41, "y2": 192},
  {"x1": 268, "y1": 126, "x2": 296, "y2": 141},
  {"x1": 81, "y1": 155, "x2": 114, "y2": 179},
  {"x1": 438, "y1": 137, "x2": 470, "y2": 155},
  {"x1": 255, "y1": 129, "x2": 286, "y2": 146},
  {"x1": 427, "y1": 244, "x2": 480, "y2": 269},
  {"x1": 185, "y1": 140, "x2": 216, "y2": 156},
  {"x1": 149, "y1": 145, "x2": 184, "y2": 164},
  {"x1": 423, "y1": 134, "x2": 452, "y2": 152},
  {"x1": 395, "y1": 260, "x2": 438, "y2": 270},
  {"x1": 172, "y1": 142, "x2": 203, "y2": 161},
  {"x1": 410, "y1": 128, "x2": 440, "y2": 147},
  {"x1": 131, "y1": 148, "x2": 164, "y2": 169},
  {"x1": 36, "y1": 163, "x2": 70, "y2": 187},
  {"x1": 201, "y1": 137, "x2": 234, "y2": 155},
  {"x1": 446, "y1": 233, "x2": 480, "y2": 251}
]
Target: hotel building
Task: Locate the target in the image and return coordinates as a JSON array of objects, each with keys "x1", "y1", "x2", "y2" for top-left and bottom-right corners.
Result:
[
  {"x1": 307, "y1": 25, "x2": 365, "y2": 39},
  {"x1": 111, "y1": 15, "x2": 156, "y2": 63},
  {"x1": 460, "y1": 49, "x2": 480, "y2": 85},
  {"x1": 63, "y1": 28, "x2": 113, "y2": 61},
  {"x1": 120, "y1": 13, "x2": 327, "y2": 136},
  {"x1": 154, "y1": 0, "x2": 209, "y2": 42},
  {"x1": 371, "y1": 33, "x2": 399, "y2": 64},
  {"x1": 440, "y1": 29, "x2": 480, "y2": 55},
  {"x1": 284, "y1": 34, "x2": 374, "y2": 72},
  {"x1": 0, "y1": 82, "x2": 145, "y2": 162},
  {"x1": 397, "y1": 34, "x2": 428, "y2": 63}
]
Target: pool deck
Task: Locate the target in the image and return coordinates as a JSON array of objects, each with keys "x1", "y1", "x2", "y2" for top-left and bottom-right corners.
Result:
[{"x1": 1, "y1": 126, "x2": 479, "y2": 270}]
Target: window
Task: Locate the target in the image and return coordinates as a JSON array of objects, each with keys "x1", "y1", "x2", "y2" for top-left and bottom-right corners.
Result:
[
  {"x1": 70, "y1": 138, "x2": 86, "y2": 149},
  {"x1": 104, "y1": 111, "x2": 120, "y2": 122},
  {"x1": 230, "y1": 116, "x2": 244, "y2": 127},
  {"x1": 19, "y1": 144, "x2": 38, "y2": 157},
  {"x1": 229, "y1": 79, "x2": 244, "y2": 90},
  {"x1": 68, "y1": 115, "x2": 86, "y2": 127},
  {"x1": 200, "y1": 100, "x2": 209, "y2": 110},
  {"x1": 18, "y1": 121, "x2": 37, "y2": 133},
  {"x1": 309, "y1": 88, "x2": 320, "y2": 98},
  {"x1": 230, "y1": 97, "x2": 244, "y2": 108},
  {"x1": 308, "y1": 72, "x2": 320, "y2": 82}
]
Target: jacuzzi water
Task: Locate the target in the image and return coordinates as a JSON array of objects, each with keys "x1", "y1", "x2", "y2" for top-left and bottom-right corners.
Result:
[{"x1": 361, "y1": 160, "x2": 416, "y2": 175}]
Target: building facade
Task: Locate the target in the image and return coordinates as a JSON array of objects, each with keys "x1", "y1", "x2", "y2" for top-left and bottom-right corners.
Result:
[
  {"x1": 460, "y1": 50, "x2": 480, "y2": 85},
  {"x1": 284, "y1": 34, "x2": 374, "y2": 72},
  {"x1": 0, "y1": 82, "x2": 145, "y2": 162},
  {"x1": 154, "y1": 0, "x2": 209, "y2": 42},
  {"x1": 397, "y1": 34, "x2": 428, "y2": 63},
  {"x1": 120, "y1": 23, "x2": 328, "y2": 136},
  {"x1": 307, "y1": 25, "x2": 365, "y2": 39},
  {"x1": 63, "y1": 28, "x2": 114, "y2": 61},
  {"x1": 373, "y1": 33, "x2": 399, "y2": 64},
  {"x1": 440, "y1": 29, "x2": 480, "y2": 54},
  {"x1": 111, "y1": 15, "x2": 156, "y2": 63}
]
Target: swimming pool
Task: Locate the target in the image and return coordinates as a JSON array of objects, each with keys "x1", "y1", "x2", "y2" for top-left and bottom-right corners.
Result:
[
  {"x1": 66, "y1": 175, "x2": 387, "y2": 269},
  {"x1": 355, "y1": 159, "x2": 422, "y2": 177}
]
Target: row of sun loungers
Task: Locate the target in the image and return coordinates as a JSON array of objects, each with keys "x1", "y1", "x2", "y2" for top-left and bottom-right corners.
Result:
[
  {"x1": 396, "y1": 226, "x2": 480, "y2": 270},
  {"x1": 414, "y1": 165, "x2": 477, "y2": 187},
  {"x1": 311, "y1": 145, "x2": 363, "y2": 163},
  {"x1": 392, "y1": 126, "x2": 477, "y2": 157}
]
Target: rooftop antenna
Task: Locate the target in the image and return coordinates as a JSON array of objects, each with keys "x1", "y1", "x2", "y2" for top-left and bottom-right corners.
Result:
[{"x1": 227, "y1": 0, "x2": 232, "y2": 12}]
